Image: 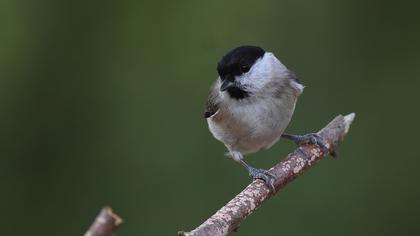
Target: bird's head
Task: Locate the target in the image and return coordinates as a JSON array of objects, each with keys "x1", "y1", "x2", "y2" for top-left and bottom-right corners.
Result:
[{"x1": 217, "y1": 45, "x2": 289, "y2": 99}]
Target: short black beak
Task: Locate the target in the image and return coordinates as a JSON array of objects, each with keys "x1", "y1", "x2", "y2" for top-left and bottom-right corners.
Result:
[{"x1": 220, "y1": 79, "x2": 234, "y2": 91}]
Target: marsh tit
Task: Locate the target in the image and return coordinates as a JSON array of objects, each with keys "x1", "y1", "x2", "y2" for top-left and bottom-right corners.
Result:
[{"x1": 204, "y1": 45, "x2": 329, "y2": 191}]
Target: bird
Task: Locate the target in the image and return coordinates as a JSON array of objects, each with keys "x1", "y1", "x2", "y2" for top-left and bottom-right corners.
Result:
[{"x1": 204, "y1": 45, "x2": 328, "y2": 191}]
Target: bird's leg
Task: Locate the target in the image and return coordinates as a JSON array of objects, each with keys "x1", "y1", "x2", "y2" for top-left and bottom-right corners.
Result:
[
  {"x1": 281, "y1": 133, "x2": 335, "y2": 157},
  {"x1": 230, "y1": 151, "x2": 276, "y2": 192}
]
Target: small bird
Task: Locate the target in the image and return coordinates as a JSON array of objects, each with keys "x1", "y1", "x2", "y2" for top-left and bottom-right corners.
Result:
[{"x1": 204, "y1": 45, "x2": 328, "y2": 191}]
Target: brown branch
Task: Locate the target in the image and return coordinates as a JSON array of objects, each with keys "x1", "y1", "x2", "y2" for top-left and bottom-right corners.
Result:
[
  {"x1": 84, "y1": 206, "x2": 123, "y2": 236},
  {"x1": 179, "y1": 113, "x2": 355, "y2": 236}
]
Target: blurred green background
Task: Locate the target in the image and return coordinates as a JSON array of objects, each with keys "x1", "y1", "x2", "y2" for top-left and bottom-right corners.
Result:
[{"x1": 1, "y1": 0, "x2": 420, "y2": 235}]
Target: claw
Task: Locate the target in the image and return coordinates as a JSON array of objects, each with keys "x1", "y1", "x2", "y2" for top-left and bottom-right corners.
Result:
[
  {"x1": 248, "y1": 167, "x2": 276, "y2": 192},
  {"x1": 306, "y1": 134, "x2": 330, "y2": 156},
  {"x1": 283, "y1": 133, "x2": 332, "y2": 157}
]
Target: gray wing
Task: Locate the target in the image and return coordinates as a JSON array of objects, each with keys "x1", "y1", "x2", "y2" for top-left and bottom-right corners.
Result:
[{"x1": 204, "y1": 81, "x2": 220, "y2": 118}]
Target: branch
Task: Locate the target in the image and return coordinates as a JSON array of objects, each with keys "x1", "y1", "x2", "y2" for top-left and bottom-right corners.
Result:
[
  {"x1": 179, "y1": 113, "x2": 356, "y2": 236},
  {"x1": 84, "y1": 206, "x2": 123, "y2": 236}
]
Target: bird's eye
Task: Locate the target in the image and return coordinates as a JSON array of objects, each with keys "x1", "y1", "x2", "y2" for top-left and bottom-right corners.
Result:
[{"x1": 240, "y1": 65, "x2": 251, "y2": 73}]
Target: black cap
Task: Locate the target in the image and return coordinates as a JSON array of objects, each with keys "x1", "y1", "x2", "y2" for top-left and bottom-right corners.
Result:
[{"x1": 217, "y1": 45, "x2": 265, "y2": 78}]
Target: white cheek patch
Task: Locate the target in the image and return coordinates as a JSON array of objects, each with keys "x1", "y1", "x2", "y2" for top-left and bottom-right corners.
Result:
[
  {"x1": 236, "y1": 52, "x2": 289, "y2": 93},
  {"x1": 236, "y1": 57, "x2": 268, "y2": 91}
]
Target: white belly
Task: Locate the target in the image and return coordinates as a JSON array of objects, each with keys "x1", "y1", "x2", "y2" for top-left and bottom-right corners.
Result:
[{"x1": 208, "y1": 96, "x2": 296, "y2": 155}]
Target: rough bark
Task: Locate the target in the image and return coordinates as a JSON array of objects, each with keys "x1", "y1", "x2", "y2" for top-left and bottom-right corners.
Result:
[
  {"x1": 84, "y1": 206, "x2": 123, "y2": 236},
  {"x1": 179, "y1": 113, "x2": 355, "y2": 236}
]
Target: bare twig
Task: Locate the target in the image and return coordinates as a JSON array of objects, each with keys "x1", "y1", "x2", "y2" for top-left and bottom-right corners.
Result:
[
  {"x1": 85, "y1": 206, "x2": 123, "y2": 236},
  {"x1": 179, "y1": 113, "x2": 355, "y2": 236}
]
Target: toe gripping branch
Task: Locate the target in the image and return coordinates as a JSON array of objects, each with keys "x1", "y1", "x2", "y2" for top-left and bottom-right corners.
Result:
[
  {"x1": 282, "y1": 132, "x2": 337, "y2": 157},
  {"x1": 239, "y1": 159, "x2": 276, "y2": 192}
]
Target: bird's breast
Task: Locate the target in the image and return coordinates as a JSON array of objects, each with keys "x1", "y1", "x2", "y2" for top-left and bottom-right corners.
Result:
[{"x1": 207, "y1": 95, "x2": 297, "y2": 154}]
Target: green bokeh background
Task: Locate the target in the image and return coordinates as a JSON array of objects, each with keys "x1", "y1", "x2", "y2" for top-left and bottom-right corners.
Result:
[{"x1": 1, "y1": 0, "x2": 419, "y2": 235}]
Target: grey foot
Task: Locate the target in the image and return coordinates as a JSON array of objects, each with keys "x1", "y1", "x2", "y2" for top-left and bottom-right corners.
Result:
[
  {"x1": 248, "y1": 167, "x2": 276, "y2": 192},
  {"x1": 282, "y1": 133, "x2": 333, "y2": 157}
]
